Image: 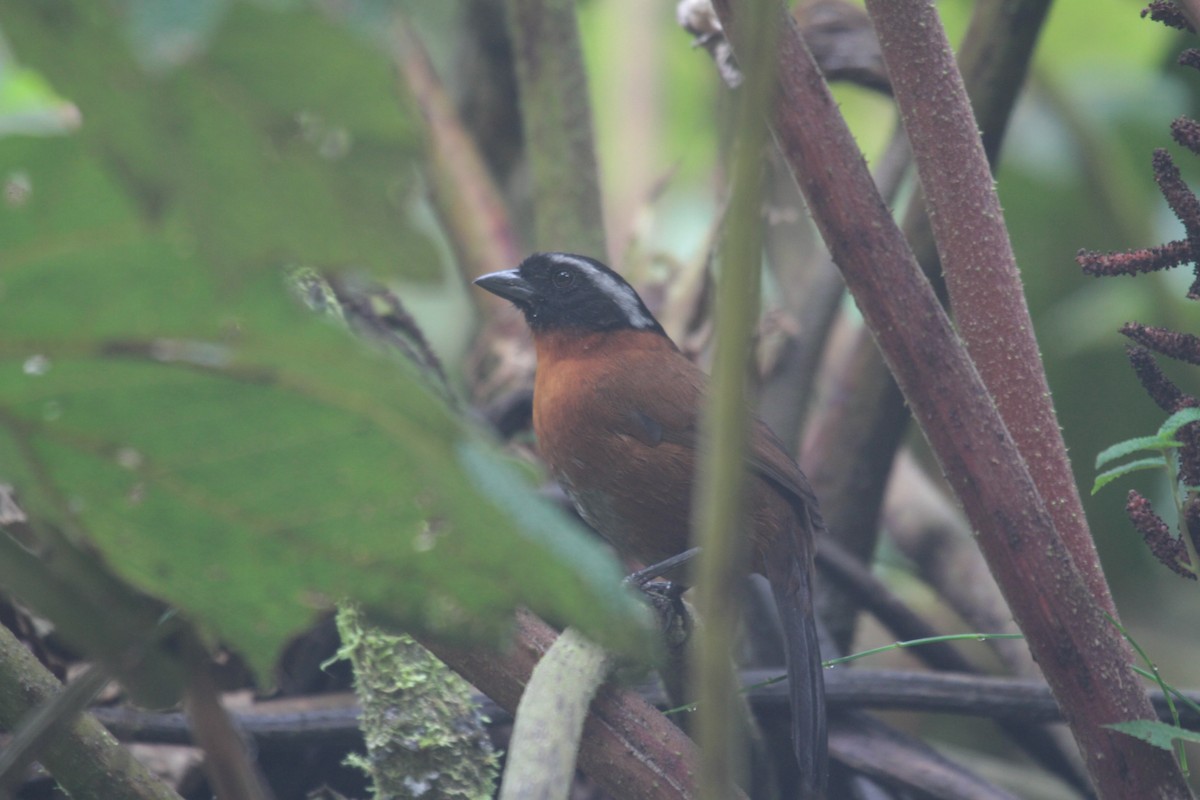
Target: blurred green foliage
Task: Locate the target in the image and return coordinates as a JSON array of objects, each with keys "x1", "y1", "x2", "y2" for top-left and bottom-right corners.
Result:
[{"x1": 0, "y1": 0, "x2": 651, "y2": 686}]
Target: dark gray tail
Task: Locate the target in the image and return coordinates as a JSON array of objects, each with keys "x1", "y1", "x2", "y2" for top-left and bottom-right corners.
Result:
[{"x1": 764, "y1": 530, "x2": 827, "y2": 798}]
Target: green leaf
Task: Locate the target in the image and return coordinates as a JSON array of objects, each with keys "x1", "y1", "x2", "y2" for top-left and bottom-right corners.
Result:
[
  {"x1": 0, "y1": 253, "x2": 652, "y2": 678},
  {"x1": 1095, "y1": 435, "x2": 1177, "y2": 470},
  {"x1": 1158, "y1": 407, "x2": 1200, "y2": 438},
  {"x1": 1091, "y1": 457, "x2": 1168, "y2": 495},
  {"x1": 1107, "y1": 720, "x2": 1200, "y2": 750},
  {"x1": 0, "y1": 3, "x2": 653, "y2": 684}
]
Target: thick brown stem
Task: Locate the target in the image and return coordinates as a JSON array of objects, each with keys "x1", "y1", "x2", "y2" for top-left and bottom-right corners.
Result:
[{"x1": 869, "y1": 0, "x2": 1116, "y2": 619}]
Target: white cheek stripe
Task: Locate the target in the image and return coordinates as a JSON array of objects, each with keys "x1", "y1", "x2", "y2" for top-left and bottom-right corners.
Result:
[{"x1": 548, "y1": 253, "x2": 656, "y2": 329}]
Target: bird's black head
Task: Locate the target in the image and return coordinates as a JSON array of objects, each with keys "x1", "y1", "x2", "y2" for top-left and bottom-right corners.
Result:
[{"x1": 474, "y1": 252, "x2": 666, "y2": 336}]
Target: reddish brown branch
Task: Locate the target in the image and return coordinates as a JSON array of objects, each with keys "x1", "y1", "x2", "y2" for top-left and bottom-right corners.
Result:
[
  {"x1": 418, "y1": 611, "x2": 714, "y2": 800},
  {"x1": 801, "y1": 0, "x2": 1053, "y2": 653},
  {"x1": 868, "y1": 0, "x2": 1116, "y2": 619}
]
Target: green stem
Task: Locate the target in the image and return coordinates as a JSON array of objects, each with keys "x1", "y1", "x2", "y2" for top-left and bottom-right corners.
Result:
[
  {"x1": 1109, "y1": 612, "x2": 1188, "y2": 775},
  {"x1": 1132, "y1": 665, "x2": 1200, "y2": 720},
  {"x1": 822, "y1": 633, "x2": 1025, "y2": 669},
  {"x1": 1166, "y1": 450, "x2": 1200, "y2": 574},
  {"x1": 690, "y1": 0, "x2": 777, "y2": 795}
]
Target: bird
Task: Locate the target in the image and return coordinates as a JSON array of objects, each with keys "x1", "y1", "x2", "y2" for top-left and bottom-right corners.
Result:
[{"x1": 475, "y1": 251, "x2": 828, "y2": 796}]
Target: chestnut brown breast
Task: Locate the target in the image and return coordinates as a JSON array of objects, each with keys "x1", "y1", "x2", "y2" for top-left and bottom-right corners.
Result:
[{"x1": 532, "y1": 328, "x2": 800, "y2": 574}]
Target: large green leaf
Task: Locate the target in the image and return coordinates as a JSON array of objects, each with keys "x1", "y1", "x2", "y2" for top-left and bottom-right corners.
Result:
[
  {"x1": 1, "y1": 1, "x2": 435, "y2": 278},
  {"x1": 0, "y1": 2, "x2": 651, "y2": 682}
]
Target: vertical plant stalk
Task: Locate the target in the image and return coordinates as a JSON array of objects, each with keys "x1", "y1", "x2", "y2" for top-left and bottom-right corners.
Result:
[
  {"x1": 866, "y1": 0, "x2": 1117, "y2": 618},
  {"x1": 184, "y1": 654, "x2": 271, "y2": 800},
  {"x1": 896, "y1": 0, "x2": 1056, "y2": 301},
  {"x1": 390, "y1": 17, "x2": 524, "y2": 290},
  {"x1": 505, "y1": 0, "x2": 607, "y2": 257},
  {"x1": 691, "y1": 0, "x2": 776, "y2": 796},
  {"x1": 799, "y1": 132, "x2": 911, "y2": 646},
  {"x1": 710, "y1": 1, "x2": 1189, "y2": 796},
  {"x1": 804, "y1": 7, "x2": 1092, "y2": 779},
  {"x1": 388, "y1": 19, "x2": 534, "y2": 405}
]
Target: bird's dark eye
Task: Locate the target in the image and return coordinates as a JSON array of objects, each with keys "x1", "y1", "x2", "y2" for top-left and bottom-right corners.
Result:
[{"x1": 551, "y1": 269, "x2": 575, "y2": 289}]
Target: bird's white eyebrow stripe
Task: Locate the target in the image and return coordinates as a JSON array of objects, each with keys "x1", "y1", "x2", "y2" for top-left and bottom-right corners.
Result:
[{"x1": 547, "y1": 253, "x2": 655, "y2": 329}]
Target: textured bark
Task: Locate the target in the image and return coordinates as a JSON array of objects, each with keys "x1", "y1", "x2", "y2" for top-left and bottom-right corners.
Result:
[{"x1": 871, "y1": 0, "x2": 1117, "y2": 619}]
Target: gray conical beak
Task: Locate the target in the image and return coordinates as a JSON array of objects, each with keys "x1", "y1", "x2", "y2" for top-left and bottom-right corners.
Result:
[{"x1": 474, "y1": 269, "x2": 536, "y2": 304}]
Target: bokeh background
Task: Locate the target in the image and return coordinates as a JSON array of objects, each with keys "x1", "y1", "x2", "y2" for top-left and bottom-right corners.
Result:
[{"x1": 2, "y1": 0, "x2": 1199, "y2": 796}]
